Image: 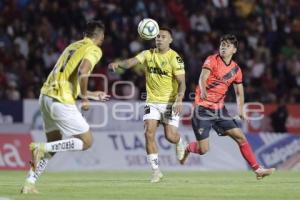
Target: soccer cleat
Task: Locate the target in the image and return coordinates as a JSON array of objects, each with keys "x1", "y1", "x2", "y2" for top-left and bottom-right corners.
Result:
[
  {"x1": 29, "y1": 143, "x2": 45, "y2": 171},
  {"x1": 255, "y1": 167, "x2": 275, "y2": 180},
  {"x1": 150, "y1": 169, "x2": 163, "y2": 183},
  {"x1": 20, "y1": 181, "x2": 39, "y2": 194},
  {"x1": 179, "y1": 149, "x2": 190, "y2": 165},
  {"x1": 176, "y1": 139, "x2": 187, "y2": 161}
]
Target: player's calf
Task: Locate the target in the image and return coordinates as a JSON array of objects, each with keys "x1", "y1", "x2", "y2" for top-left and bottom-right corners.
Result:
[{"x1": 75, "y1": 131, "x2": 93, "y2": 150}]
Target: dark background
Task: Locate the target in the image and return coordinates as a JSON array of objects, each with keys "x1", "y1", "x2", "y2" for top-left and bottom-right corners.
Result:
[{"x1": 0, "y1": 0, "x2": 299, "y2": 103}]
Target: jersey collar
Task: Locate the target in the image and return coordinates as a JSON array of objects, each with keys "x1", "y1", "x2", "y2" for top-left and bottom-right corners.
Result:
[
  {"x1": 84, "y1": 37, "x2": 94, "y2": 44},
  {"x1": 155, "y1": 48, "x2": 171, "y2": 54},
  {"x1": 217, "y1": 54, "x2": 232, "y2": 66}
]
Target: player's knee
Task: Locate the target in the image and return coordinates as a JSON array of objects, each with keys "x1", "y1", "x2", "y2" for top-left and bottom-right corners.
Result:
[
  {"x1": 83, "y1": 140, "x2": 93, "y2": 150},
  {"x1": 82, "y1": 138, "x2": 93, "y2": 150},
  {"x1": 234, "y1": 132, "x2": 247, "y2": 144}
]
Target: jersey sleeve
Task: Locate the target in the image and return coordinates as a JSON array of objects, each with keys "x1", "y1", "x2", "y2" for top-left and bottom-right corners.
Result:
[
  {"x1": 83, "y1": 46, "x2": 102, "y2": 72},
  {"x1": 171, "y1": 54, "x2": 185, "y2": 75},
  {"x1": 234, "y1": 68, "x2": 243, "y2": 84},
  {"x1": 135, "y1": 50, "x2": 147, "y2": 64},
  {"x1": 202, "y1": 55, "x2": 215, "y2": 71}
]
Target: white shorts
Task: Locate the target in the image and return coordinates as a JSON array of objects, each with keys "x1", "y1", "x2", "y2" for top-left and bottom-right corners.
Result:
[
  {"x1": 39, "y1": 94, "x2": 89, "y2": 136},
  {"x1": 143, "y1": 103, "x2": 180, "y2": 127}
]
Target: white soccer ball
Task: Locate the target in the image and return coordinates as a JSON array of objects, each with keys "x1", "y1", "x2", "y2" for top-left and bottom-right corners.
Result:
[{"x1": 137, "y1": 18, "x2": 159, "y2": 40}]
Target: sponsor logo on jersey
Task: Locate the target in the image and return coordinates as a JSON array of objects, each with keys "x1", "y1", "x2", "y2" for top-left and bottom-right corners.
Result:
[{"x1": 147, "y1": 67, "x2": 168, "y2": 75}]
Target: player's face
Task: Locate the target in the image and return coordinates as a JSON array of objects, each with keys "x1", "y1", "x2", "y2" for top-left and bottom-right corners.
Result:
[
  {"x1": 95, "y1": 31, "x2": 105, "y2": 47},
  {"x1": 219, "y1": 41, "x2": 237, "y2": 58},
  {"x1": 155, "y1": 30, "x2": 172, "y2": 50}
]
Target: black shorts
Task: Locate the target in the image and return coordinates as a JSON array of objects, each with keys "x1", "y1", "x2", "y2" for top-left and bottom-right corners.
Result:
[{"x1": 192, "y1": 106, "x2": 239, "y2": 141}]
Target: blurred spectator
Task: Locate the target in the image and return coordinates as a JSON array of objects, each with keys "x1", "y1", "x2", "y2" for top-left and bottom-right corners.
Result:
[
  {"x1": 212, "y1": 0, "x2": 228, "y2": 8},
  {"x1": 5, "y1": 81, "x2": 20, "y2": 100},
  {"x1": 270, "y1": 102, "x2": 288, "y2": 133},
  {"x1": 250, "y1": 55, "x2": 265, "y2": 79},
  {"x1": 190, "y1": 11, "x2": 211, "y2": 33},
  {"x1": 0, "y1": 0, "x2": 299, "y2": 103},
  {"x1": 0, "y1": 63, "x2": 7, "y2": 87},
  {"x1": 281, "y1": 38, "x2": 299, "y2": 59},
  {"x1": 42, "y1": 47, "x2": 59, "y2": 69}
]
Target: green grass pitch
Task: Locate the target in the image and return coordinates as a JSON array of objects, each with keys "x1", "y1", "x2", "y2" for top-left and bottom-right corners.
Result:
[{"x1": 0, "y1": 171, "x2": 299, "y2": 200}]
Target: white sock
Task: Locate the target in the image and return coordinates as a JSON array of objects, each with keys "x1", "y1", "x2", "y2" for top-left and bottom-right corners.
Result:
[
  {"x1": 26, "y1": 155, "x2": 50, "y2": 184},
  {"x1": 45, "y1": 138, "x2": 84, "y2": 152},
  {"x1": 147, "y1": 154, "x2": 159, "y2": 170}
]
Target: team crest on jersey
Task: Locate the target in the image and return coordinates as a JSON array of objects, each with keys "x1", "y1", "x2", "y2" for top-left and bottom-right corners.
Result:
[
  {"x1": 176, "y1": 56, "x2": 183, "y2": 63},
  {"x1": 161, "y1": 61, "x2": 167, "y2": 67}
]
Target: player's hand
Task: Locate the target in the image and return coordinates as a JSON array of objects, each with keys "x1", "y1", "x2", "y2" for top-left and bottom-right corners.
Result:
[
  {"x1": 201, "y1": 90, "x2": 207, "y2": 100},
  {"x1": 81, "y1": 98, "x2": 90, "y2": 111},
  {"x1": 173, "y1": 99, "x2": 183, "y2": 116},
  {"x1": 90, "y1": 91, "x2": 110, "y2": 101},
  {"x1": 108, "y1": 62, "x2": 119, "y2": 72},
  {"x1": 238, "y1": 109, "x2": 247, "y2": 121}
]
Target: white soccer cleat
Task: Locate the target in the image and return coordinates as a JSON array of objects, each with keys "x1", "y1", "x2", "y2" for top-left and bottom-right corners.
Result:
[
  {"x1": 20, "y1": 181, "x2": 39, "y2": 194},
  {"x1": 29, "y1": 143, "x2": 45, "y2": 171},
  {"x1": 255, "y1": 167, "x2": 275, "y2": 180},
  {"x1": 150, "y1": 169, "x2": 163, "y2": 183},
  {"x1": 179, "y1": 149, "x2": 190, "y2": 165},
  {"x1": 176, "y1": 139, "x2": 187, "y2": 161}
]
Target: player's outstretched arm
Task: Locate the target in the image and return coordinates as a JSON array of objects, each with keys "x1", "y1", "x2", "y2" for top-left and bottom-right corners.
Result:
[
  {"x1": 108, "y1": 57, "x2": 140, "y2": 71},
  {"x1": 199, "y1": 69, "x2": 210, "y2": 99},
  {"x1": 79, "y1": 59, "x2": 110, "y2": 103},
  {"x1": 87, "y1": 91, "x2": 110, "y2": 101},
  {"x1": 233, "y1": 83, "x2": 245, "y2": 120}
]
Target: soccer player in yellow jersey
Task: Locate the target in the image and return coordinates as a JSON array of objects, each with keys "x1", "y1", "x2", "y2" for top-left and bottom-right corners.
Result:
[
  {"x1": 108, "y1": 28, "x2": 186, "y2": 183},
  {"x1": 21, "y1": 21, "x2": 110, "y2": 194}
]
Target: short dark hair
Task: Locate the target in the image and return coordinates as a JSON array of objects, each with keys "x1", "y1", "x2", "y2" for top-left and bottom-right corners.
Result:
[
  {"x1": 220, "y1": 34, "x2": 238, "y2": 48},
  {"x1": 84, "y1": 20, "x2": 105, "y2": 37},
  {"x1": 160, "y1": 27, "x2": 173, "y2": 37}
]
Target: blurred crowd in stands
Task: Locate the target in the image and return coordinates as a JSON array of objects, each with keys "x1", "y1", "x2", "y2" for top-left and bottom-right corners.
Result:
[{"x1": 0, "y1": 0, "x2": 300, "y2": 103}]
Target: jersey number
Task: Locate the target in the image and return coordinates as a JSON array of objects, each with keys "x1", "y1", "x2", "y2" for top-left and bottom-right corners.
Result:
[{"x1": 60, "y1": 50, "x2": 76, "y2": 72}]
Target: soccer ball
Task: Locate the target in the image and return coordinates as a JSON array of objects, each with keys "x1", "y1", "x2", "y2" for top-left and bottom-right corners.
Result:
[{"x1": 137, "y1": 18, "x2": 159, "y2": 40}]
